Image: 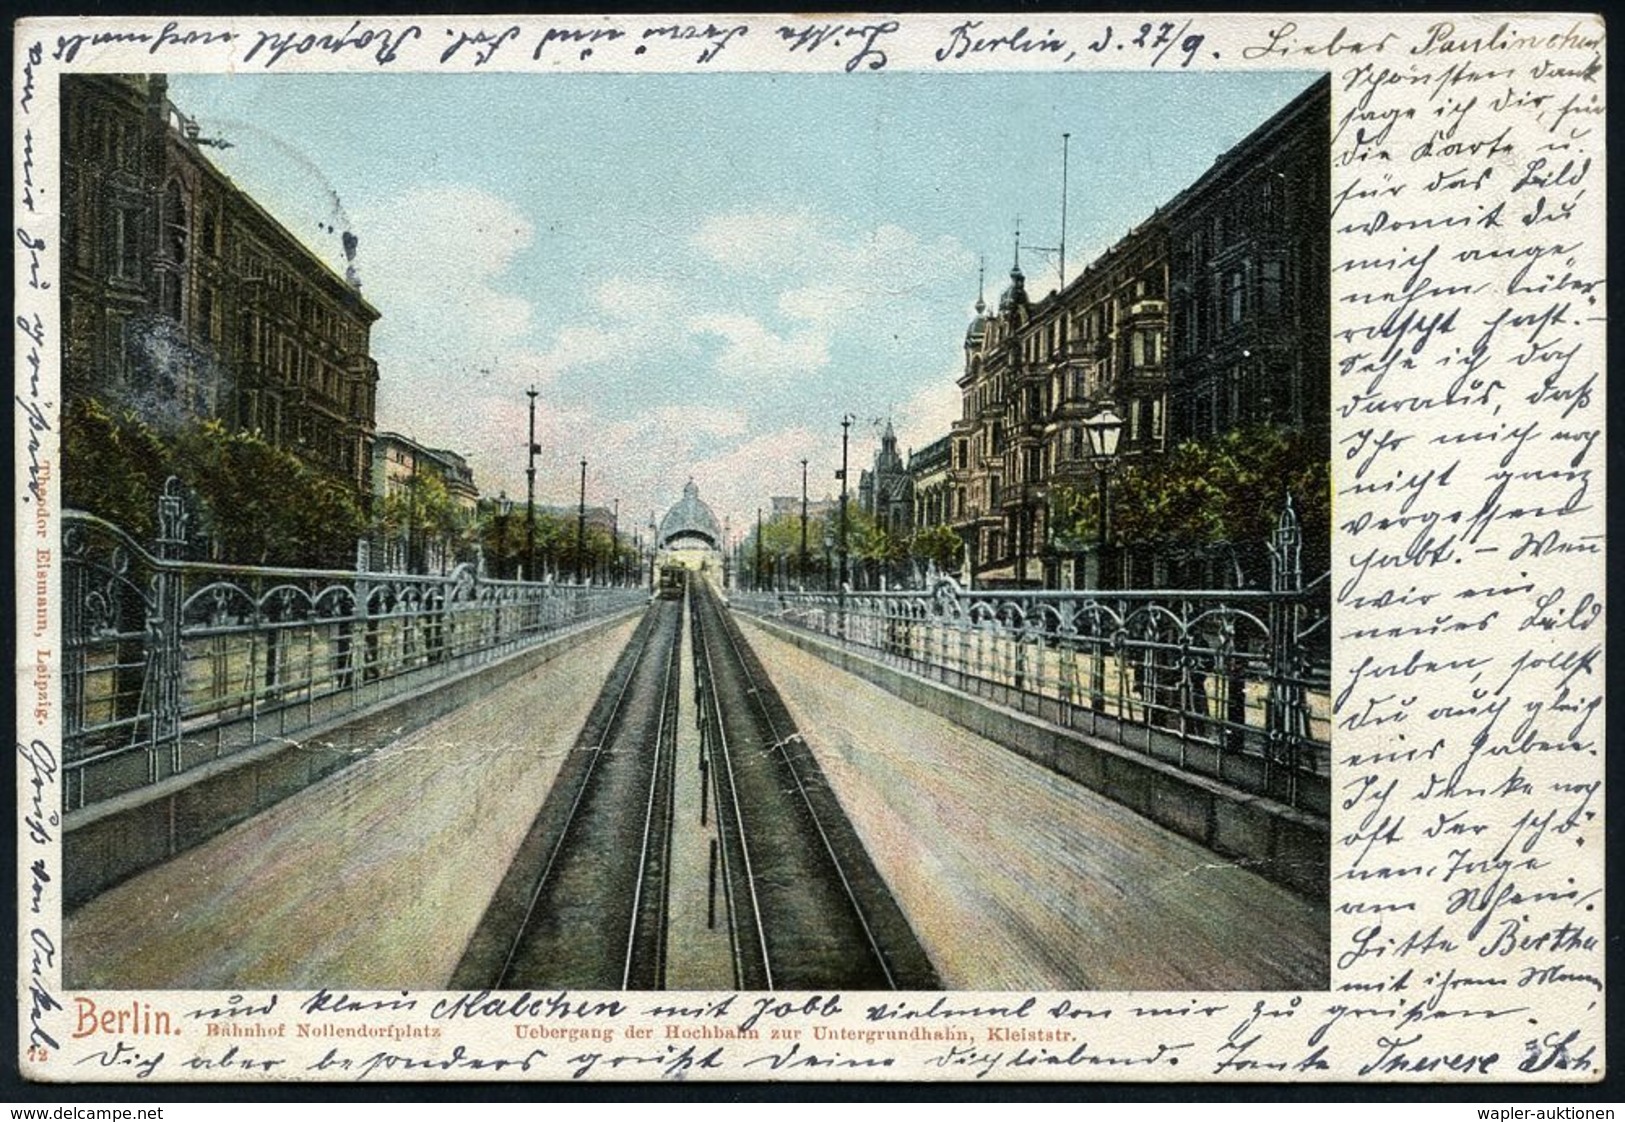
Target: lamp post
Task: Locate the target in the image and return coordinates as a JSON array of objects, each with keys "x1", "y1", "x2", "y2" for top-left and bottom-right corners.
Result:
[
  {"x1": 648, "y1": 514, "x2": 658, "y2": 592},
  {"x1": 823, "y1": 529, "x2": 834, "y2": 591},
  {"x1": 525, "y1": 385, "x2": 538, "y2": 582},
  {"x1": 755, "y1": 507, "x2": 763, "y2": 592},
  {"x1": 576, "y1": 458, "x2": 587, "y2": 584},
  {"x1": 611, "y1": 498, "x2": 619, "y2": 586},
  {"x1": 799, "y1": 457, "x2": 809, "y2": 591},
  {"x1": 403, "y1": 453, "x2": 418, "y2": 574},
  {"x1": 955, "y1": 525, "x2": 974, "y2": 591},
  {"x1": 496, "y1": 491, "x2": 513, "y2": 579},
  {"x1": 1083, "y1": 404, "x2": 1124, "y2": 715},
  {"x1": 1083, "y1": 404, "x2": 1125, "y2": 590},
  {"x1": 838, "y1": 415, "x2": 852, "y2": 590}
]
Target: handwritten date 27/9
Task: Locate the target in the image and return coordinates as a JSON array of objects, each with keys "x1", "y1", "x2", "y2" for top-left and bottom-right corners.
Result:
[{"x1": 934, "y1": 20, "x2": 1206, "y2": 69}]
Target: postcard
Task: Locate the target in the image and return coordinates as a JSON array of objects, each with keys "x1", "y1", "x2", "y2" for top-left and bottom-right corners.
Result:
[{"x1": 15, "y1": 12, "x2": 1605, "y2": 1083}]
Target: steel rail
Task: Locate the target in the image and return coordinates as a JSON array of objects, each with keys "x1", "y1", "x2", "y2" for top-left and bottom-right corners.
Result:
[
  {"x1": 693, "y1": 587, "x2": 773, "y2": 991},
  {"x1": 495, "y1": 608, "x2": 669, "y2": 989},
  {"x1": 622, "y1": 598, "x2": 683, "y2": 989},
  {"x1": 715, "y1": 601, "x2": 898, "y2": 989}
]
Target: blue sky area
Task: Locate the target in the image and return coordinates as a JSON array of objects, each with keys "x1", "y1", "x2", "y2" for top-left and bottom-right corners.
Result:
[{"x1": 169, "y1": 70, "x2": 1320, "y2": 533}]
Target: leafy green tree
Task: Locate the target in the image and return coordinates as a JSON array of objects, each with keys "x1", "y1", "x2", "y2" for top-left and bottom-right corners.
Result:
[
  {"x1": 741, "y1": 510, "x2": 832, "y2": 588},
  {"x1": 1054, "y1": 423, "x2": 1329, "y2": 588},
  {"x1": 175, "y1": 421, "x2": 366, "y2": 567},
  {"x1": 847, "y1": 505, "x2": 906, "y2": 588},
  {"x1": 61, "y1": 396, "x2": 171, "y2": 541},
  {"x1": 476, "y1": 497, "x2": 528, "y2": 579},
  {"x1": 62, "y1": 399, "x2": 366, "y2": 567},
  {"x1": 909, "y1": 524, "x2": 964, "y2": 574}
]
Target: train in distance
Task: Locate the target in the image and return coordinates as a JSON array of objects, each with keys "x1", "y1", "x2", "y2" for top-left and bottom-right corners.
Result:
[{"x1": 655, "y1": 563, "x2": 687, "y2": 601}]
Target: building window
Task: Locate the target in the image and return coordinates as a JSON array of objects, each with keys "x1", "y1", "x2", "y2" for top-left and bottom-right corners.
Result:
[
  {"x1": 113, "y1": 122, "x2": 137, "y2": 170},
  {"x1": 112, "y1": 207, "x2": 142, "y2": 281},
  {"x1": 1260, "y1": 259, "x2": 1285, "y2": 316},
  {"x1": 106, "y1": 315, "x2": 129, "y2": 384},
  {"x1": 1262, "y1": 174, "x2": 1285, "y2": 227},
  {"x1": 198, "y1": 286, "x2": 216, "y2": 342},
  {"x1": 163, "y1": 181, "x2": 187, "y2": 263},
  {"x1": 1131, "y1": 329, "x2": 1164, "y2": 368},
  {"x1": 161, "y1": 271, "x2": 183, "y2": 321},
  {"x1": 1226, "y1": 268, "x2": 1245, "y2": 327}
]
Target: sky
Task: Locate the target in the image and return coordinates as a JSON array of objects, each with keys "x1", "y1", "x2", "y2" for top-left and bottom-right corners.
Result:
[{"x1": 168, "y1": 70, "x2": 1320, "y2": 538}]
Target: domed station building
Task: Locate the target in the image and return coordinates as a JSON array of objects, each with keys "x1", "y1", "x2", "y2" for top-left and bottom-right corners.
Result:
[{"x1": 656, "y1": 479, "x2": 726, "y2": 582}]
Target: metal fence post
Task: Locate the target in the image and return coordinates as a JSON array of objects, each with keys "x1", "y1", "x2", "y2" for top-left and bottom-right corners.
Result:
[
  {"x1": 150, "y1": 478, "x2": 188, "y2": 781},
  {"x1": 1267, "y1": 495, "x2": 1307, "y2": 808}
]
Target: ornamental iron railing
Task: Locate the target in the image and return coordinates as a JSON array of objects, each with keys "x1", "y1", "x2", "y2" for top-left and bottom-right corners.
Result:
[
  {"x1": 60, "y1": 480, "x2": 643, "y2": 811},
  {"x1": 734, "y1": 498, "x2": 1330, "y2": 814}
]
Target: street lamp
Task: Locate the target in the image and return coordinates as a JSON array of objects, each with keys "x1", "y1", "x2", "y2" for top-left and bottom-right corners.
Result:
[
  {"x1": 576, "y1": 458, "x2": 587, "y2": 584},
  {"x1": 799, "y1": 457, "x2": 809, "y2": 591},
  {"x1": 403, "y1": 455, "x2": 418, "y2": 574},
  {"x1": 648, "y1": 514, "x2": 658, "y2": 592},
  {"x1": 496, "y1": 491, "x2": 514, "y2": 579},
  {"x1": 822, "y1": 529, "x2": 834, "y2": 591},
  {"x1": 838, "y1": 415, "x2": 853, "y2": 591},
  {"x1": 1083, "y1": 404, "x2": 1125, "y2": 590},
  {"x1": 526, "y1": 385, "x2": 539, "y2": 583}
]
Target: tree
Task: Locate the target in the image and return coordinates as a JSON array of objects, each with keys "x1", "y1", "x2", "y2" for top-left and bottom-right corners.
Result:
[
  {"x1": 741, "y1": 510, "x2": 832, "y2": 589},
  {"x1": 61, "y1": 396, "x2": 171, "y2": 541},
  {"x1": 846, "y1": 506, "x2": 904, "y2": 589},
  {"x1": 1054, "y1": 423, "x2": 1329, "y2": 588},
  {"x1": 909, "y1": 524, "x2": 964, "y2": 576},
  {"x1": 175, "y1": 421, "x2": 366, "y2": 567},
  {"x1": 476, "y1": 498, "x2": 528, "y2": 579},
  {"x1": 61, "y1": 398, "x2": 366, "y2": 567}
]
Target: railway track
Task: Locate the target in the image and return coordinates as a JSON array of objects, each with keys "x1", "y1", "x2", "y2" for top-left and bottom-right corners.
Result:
[
  {"x1": 691, "y1": 581, "x2": 938, "y2": 990},
  {"x1": 456, "y1": 579, "x2": 936, "y2": 990},
  {"x1": 452, "y1": 599, "x2": 681, "y2": 990}
]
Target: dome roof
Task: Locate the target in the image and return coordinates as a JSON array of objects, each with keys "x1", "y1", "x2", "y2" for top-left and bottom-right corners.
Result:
[
  {"x1": 658, "y1": 479, "x2": 723, "y2": 549},
  {"x1": 998, "y1": 263, "x2": 1028, "y2": 313}
]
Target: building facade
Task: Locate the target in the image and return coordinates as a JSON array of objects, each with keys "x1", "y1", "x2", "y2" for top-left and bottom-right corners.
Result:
[
  {"x1": 907, "y1": 435, "x2": 953, "y2": 531},
  {"x1": 61, "y1": 74, "x2": 381, "y2": 504},
  {"x1": 857, "y1": 420, "x2": 912, "y2": 538},
  {"x1": 949, "y1": 75, "x2": 1328, "y2": 591},
  {"x1": 1166, "y1": 78, "x2": 1331, "y2": 445},
  {"x1": 371, "y1": 431, "x2": 479, "y2": 573}
]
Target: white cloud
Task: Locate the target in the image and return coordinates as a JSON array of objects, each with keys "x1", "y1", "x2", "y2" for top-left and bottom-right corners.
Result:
[
  {"x1": 688, "y1": 314, "x2": 829, "y2": 382},
  {"x1": 354, "y1": 185, "x2": 536, "y2": 370},
  {"x1": 694, "y1": 208, "x2": 974, "y2": 292},
  {"x1": 778, "y1": 283, "x2": 865, "y2": 326},
  {"x1": 897, "y1": 373, "x2": 963, "y2": 447},
  {"x1": 691, "y1": 210, "x2": 825, "y2": 274},
  {"x1": 592, "y1": 275, "x2": 683, "y2": 323}
]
